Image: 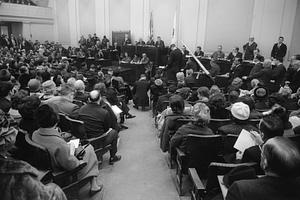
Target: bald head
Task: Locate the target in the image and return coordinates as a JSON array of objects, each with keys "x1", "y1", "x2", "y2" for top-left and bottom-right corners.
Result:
[
  {"x1": 262, "y1": 137, "x2": 300, "y2": 177},
  {"x1": 89, "y1": 90, "x2": 101, "y2": 103}
]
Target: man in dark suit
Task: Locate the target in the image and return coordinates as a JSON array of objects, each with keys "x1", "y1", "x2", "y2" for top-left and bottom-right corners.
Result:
[
  {"x1": 285, "y1": 61, "x2": 300, "y2": 92},
  {"x1": 242, "y1": 115, "x2": 284, "y2": 164},
  {"x1": 155, "y1": 36, "x2": 165, "y2": 48},
  {"x1": 271, "y1": 36, "x2": 287, "y2": 62},
  {"x1": 166, "y1": 44, "x2": 183, "y2": 81},
  {"x1": 132, "y1": 74, "x2": 150, "y2": 110},
  {"x1": 243, "y1": 37, "x2": 258, "y2": 60},
  {"x1": 227, "y1": 137, "x2": 300, "y2": 200},
  {"x1": 227, "y1": 47, "x2": 243, "y2": 63},
  {"x1": 78, "y1": 90, "x2": 121, "y2": 164},
  {"x1": 123, "y1": 34, "x2": 131, "y2": 46}
]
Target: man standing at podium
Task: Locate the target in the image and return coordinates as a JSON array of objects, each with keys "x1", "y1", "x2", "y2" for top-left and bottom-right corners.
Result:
[
  {"x1": 243, "y1": 37, "x2": 258, "y2": 60},
  {"x1": 166, "y1": 44, "x2": 183, "y2": 81},
  {"x1": 271, "y1": 36, "x2": 287, "y2": 62}
]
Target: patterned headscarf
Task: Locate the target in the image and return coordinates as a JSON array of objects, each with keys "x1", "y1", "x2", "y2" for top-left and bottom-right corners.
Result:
[{"x1": 0, "y1": 109, "x2": 17, "y2": 146}]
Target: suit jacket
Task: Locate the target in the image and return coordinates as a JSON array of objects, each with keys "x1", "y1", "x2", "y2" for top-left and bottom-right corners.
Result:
[
  {"x1": 226, "y1": 176, "x2": 300, "y2": 200},
  {"x1": 44, "y1": 96, "x2": 79, "y2": 117},
  {"x1": 78, "y1": 103, "x2": 112, "y2": 138},
  {"x1": 155, "y1": 40, "x2": 165, "y2": 48},
  {"x1": 32, "y1": 128, "x2": 80, "y2": 172},
  {"x1": 271, "y1": 43, "x2": 287, "y2": 62},
  {"x1": 227, "y1": 52, "x2": 243, "y2": 63},
  {"x1": 288, "y1": 69, "x2": 300, "y2": 92},
  {"x1": 242, "y1": 145, "x2": 261, "y2": 164},
  {"x1": 248, "y1": 62, "x2": 263, "y2": 79},
  {"x1": 211, "y1": 51, "x2": 225, "y2": 60},
  {"x1": 167, "y1": 48, "x2": 183, "y2": 70},
  {"x1": 132, "y1": 79, "x2": 150, "y2": 107},
  {"x1": 170, "y1": 122, "x2": 213, "y2": 153},
  {"x1": 271, "y1": 63, "x2": 286, "y2": 85},
  {"x1": 243, "y1": 42, "x2": 257, "y2": 60}
]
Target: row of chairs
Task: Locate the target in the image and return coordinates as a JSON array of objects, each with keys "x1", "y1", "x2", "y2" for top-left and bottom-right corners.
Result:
[{"x1": 159, "y1": 112, "x2": 300, "y2": 198}]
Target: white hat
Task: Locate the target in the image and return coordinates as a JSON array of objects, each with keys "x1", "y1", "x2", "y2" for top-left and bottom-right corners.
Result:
[{"x1": 230, "y1": 102, "x2": 250, "y2": 120}]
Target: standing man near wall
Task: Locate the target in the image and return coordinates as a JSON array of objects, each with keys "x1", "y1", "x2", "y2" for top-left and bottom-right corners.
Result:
[
  {"x1": 243, "y1": 37, "x2": 258, "y2": 61},
  {"x1": 166, "y1": 44, "x2": 183, "y2": 82},
  {"x1": 271, "y1": 36, "x2": 287, "y2": 62}
]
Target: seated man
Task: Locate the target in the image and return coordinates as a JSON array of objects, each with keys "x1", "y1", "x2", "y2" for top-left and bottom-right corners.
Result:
[
  {"x1": 218, "y1": 102, "x2": 258, "y2": 135},
  {"x1": 242, "y1": 115, "x2": 284, "y2": 164},
  {"x1": 139, "y1": 53, "x2": 150, "y2": 64},
  {"x1": 44, "y1": 83, "x2": 79, "y2": 117},
  {"x1": 226, "y1": 137, "x2": 300, "y2": 200},
  {"x1": 78, "y1": 90, "x2": 121, "y2": 164}
]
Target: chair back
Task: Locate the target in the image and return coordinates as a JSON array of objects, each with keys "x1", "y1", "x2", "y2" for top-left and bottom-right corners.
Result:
[
  {"x1": 248, "y1": 119, "x2": 261, "y2": 128},
  {"x1": 58, "y1": 113, "x2": 87, "y2": 139},
  {"x1": 24, "y1": 134, "x2": 52, "y2": 171},
  {"x1": 206, "y1": 162, "x2": 258, "y2": 191},
  {"x1": 185, "y1": 134, "x2": 223, "y2": 178},
  {"x1": 223, "y1": 134, "x2": 238, "y2": 155},
  {"x1": 208, "y1": 118, "x2": 232, "y2": 133}
]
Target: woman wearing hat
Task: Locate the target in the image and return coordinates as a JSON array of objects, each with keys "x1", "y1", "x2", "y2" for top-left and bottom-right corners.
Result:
[
  {"x1": 218, "y1": 102, "x2": 258, "y2": 135},
  {"x1": 0, "y1": 109, "x2": 67, "y2": 200}
]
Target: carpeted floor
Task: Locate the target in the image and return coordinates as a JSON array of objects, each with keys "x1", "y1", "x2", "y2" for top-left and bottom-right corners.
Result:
[{"x1": 97, "y1": 105, "x2": 181, "y2": 200}]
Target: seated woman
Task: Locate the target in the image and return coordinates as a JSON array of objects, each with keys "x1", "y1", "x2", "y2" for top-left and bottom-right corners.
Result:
[
  {"x1": 218, "y1": 102, "x2": 258, "y2": 135},
  {"x1": 170, "y1": 102, "x2": 213, "y2": 153},
  {"x1": 32, "y1": 104, "x2": 103, "y2": 195},
  {"x1": 0, "y1": 109, "x2": 67, "y2": 200}
]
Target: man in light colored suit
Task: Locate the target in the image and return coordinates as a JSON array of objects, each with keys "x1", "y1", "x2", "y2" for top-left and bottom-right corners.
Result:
[{"x1": 44, "y1": 83, "x2": 79, "y2": 117}]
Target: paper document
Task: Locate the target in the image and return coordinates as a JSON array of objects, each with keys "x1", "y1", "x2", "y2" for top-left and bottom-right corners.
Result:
[
  {"x1": 234, "y1": 129, "x2": 257, "y2": 153},
  {"x1": 68, "y1": 139, "x2": 80, "y2": 156},
  {"x1": 111, "y1": 105, "x2": 123, "y2": 116}
]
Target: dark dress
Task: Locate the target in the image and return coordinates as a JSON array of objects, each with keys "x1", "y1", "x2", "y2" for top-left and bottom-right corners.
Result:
[
  {"x1": 166, "y1": 48, "x2": 183, "y2": 81},
  {"x1": 132, "y1": 79, "x2": 150, "y2": 107}
]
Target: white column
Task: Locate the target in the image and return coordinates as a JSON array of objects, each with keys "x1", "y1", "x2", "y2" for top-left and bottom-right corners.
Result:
[
  {"x1": 68, "y1": 0, "x2": 79, "y2": 47},
  {"x1": 178, "y1": 0, "x2": 202, "y2": 50},
  {"x1": 280, "y1": 0, "x2": 298, "y2": 59},
  {"x1": 196, "y1": 0, "x2": 208, "y2": 51},
  {"x1": 95, "y1": 0, "x2": 110, "y2": 41},
  {"x1": 143, "y1": 0, "x2": 150, "y2": 41},
  {"x1": 130, "y1": 0, "x2": 150, "y2": 43},
  {"x1": 22, "y1": 22, "x2": 31, "y2": 40},
  {"x1": 51, "y1": 0, "x2": 58, "y2": 42}
]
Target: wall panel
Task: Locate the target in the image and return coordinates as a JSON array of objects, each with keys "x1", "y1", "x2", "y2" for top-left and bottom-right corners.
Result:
[
  {"x1": 109, "y1": 0, "x2": 131, "y2": 33},
  {"x1": 78, "y1": 0, "x2": 96, "y2": 37},
  {"x1": 205, "y1": 0, "x2": 254, "y2": 54}
]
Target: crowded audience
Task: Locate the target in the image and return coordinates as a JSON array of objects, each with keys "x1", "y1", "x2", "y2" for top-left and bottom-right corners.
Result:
[{"x1": 1, "y1": 30, "x2": 300, "y2": 200}]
